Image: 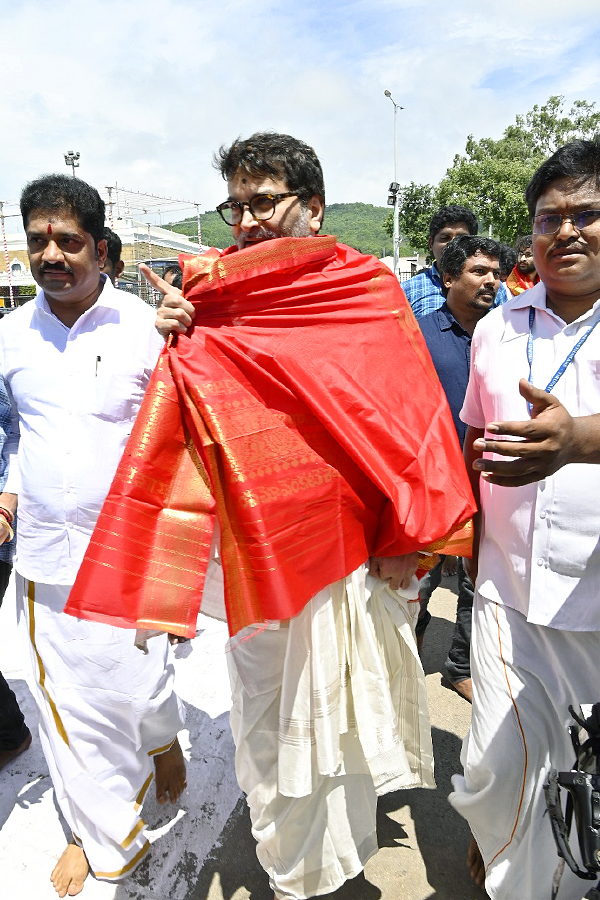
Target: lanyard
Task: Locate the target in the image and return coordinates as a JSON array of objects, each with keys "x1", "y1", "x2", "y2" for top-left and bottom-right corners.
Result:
[{"x1": 527, "y1": 306, "x2": 599, "y2": 413}]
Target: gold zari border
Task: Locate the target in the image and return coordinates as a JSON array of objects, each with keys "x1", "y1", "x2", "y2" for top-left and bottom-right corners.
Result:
[{"x1": 27, "y1": 581, "x2": 69, "y2": 746}]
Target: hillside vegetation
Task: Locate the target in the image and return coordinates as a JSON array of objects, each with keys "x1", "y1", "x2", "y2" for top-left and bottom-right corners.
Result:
[{"x1": 166, "y1": 202, "x2": 411, "y2": 258}]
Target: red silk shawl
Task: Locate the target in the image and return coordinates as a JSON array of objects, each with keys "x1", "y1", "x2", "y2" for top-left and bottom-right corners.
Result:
[{"x1": 65, "y1": 236, "x2": 476, "y2": 637}]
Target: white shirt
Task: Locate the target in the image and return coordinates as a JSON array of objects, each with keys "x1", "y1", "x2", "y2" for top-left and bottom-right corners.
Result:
[
  {"x1": 461, "y1": 281, "x2": 600, "y2": 631},
  {"x1": 0, "y1": 276, "x2": 164, "y2": 584}
]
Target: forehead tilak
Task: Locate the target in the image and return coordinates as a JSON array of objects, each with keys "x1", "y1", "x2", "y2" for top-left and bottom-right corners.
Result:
[{"x1": 27, "y1": 208, "x2": 83, "y2": 231}]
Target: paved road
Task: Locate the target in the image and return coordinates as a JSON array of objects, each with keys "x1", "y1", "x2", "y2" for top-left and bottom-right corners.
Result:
[{"x1": 1, "y1": 573, "x2": 485, "y2": 899}]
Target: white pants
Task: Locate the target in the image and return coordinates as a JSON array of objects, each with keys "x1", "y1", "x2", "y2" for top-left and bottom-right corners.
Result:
[
  {"x1": 18, "y1": 575, "x2": 185, "y2": 880},
  {"x1": 227, "y1": 567, "x2": 434, "y2": 899},
  {"x1": 450, "y1": 592, "x2": 600, "y2": 900}
]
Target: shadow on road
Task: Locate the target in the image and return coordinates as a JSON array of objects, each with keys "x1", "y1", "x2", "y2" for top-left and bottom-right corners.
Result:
[
  {"x1": 186, "y1": 796, "x2": 385, "y2": 900},
  {"x1": 186, "y1": 723, "x2": 483, "y2": 900},
  {"x1": 378, "y1": 725, "x2": 486, "y2": 899},
  {"x1": 185, "y1": 797, "x2": 268, "y2": 899},
  {"x1": 0, "y1": 677, "x2": 49, "y2": 831}
]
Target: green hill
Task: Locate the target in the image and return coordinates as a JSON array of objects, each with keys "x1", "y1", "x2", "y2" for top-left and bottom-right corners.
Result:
[
  {"x1": 166, "y1": 202, "x2": 408, "y2": 258},
  {"x1": 168, "y1": 210, "x2": 232, "y2": 250},
  {"x1": 322, "y1": 203, "x2": 394, "y2": 257}
]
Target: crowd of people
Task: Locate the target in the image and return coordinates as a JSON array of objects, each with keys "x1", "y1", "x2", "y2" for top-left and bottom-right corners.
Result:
[
  {"x1": 1, "y1": 130, "x2": 600, "y2": 900},
  {"x1": 401, "y1": 208, "x2": 542, "y2": 707}
]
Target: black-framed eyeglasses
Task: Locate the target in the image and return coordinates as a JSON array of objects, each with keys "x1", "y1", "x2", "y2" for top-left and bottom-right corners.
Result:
[
  {"x1": 532, "y1": 209, "x2": 600, "y2": 235},
  {"x1": 216, "y1": 192, "x2": 300, "y2": 226}
]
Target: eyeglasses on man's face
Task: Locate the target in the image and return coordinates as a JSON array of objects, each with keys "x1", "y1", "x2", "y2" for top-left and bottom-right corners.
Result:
[
  {"x1": 216, "y1": 192, "x2": 300, "y2": 226},
  {"x1": 532, "y1": 209, "x2": 600, "y2": 235}
]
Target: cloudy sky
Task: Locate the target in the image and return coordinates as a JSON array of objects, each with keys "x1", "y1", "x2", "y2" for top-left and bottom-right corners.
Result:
[{"x1": 1, "y1": 0, "x2": 600, "y2": 224}]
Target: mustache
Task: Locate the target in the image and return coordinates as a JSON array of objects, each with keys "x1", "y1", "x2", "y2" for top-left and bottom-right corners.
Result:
[
  {"x1": 38, "y1": 262, "x2": 75, "y2": 275},
  {"x1": 238, "y1": 227, "x2": 276, "y2": 245},
  {"x1": 476, "y1": 287, "x2": 496, "y2": 299},
  {"x1": 554, "y1": 237, "x2": 586, "y2": 252}
]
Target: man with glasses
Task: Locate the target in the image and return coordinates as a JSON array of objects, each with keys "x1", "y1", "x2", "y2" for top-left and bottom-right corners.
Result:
[
  {"x1": 506, "y1": 234, "x2": 539, "y2": 296},
  {"x1": 69, "y1": 132, "x2": 476, "y2": 900},
  {"x1": 449, "y1": 138, "x2": 600, "y2": 899}
]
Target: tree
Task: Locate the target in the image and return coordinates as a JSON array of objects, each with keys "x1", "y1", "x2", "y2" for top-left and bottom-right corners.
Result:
[
  {"x1": 516, "y1": 96, "x2": 600, "y2": 155},
  {"x1": 437, "y1": 95, "x2": 600, "y2": 243},
  {"x1": 384, "y1": 182, "x2": 437, "y2": 252},
  {"x1": 436, "y1": 153, "x2": 537, "y2": 242}
]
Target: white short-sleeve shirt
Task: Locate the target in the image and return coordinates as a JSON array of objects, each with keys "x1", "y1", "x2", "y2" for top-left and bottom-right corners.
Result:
[
  {"x1": 0, "y1": 276, "x2": 164, "y2": 585},
  {"x1": 461, "y1": 281, "x2": 600, "y2": 631}
]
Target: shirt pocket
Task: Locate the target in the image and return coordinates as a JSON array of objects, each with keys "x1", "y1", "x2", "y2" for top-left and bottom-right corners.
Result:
[
  {"x1": 92, "y1": 366, "x2": 147, "y2": 422},
  {"x1": 548, "y1": 464, "x2": 600, "y2": 577}
]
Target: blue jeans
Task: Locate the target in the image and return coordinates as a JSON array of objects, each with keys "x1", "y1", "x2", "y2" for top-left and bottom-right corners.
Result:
[{"x1": 416, "y1": 556, "x2": 473, "y2": 683}]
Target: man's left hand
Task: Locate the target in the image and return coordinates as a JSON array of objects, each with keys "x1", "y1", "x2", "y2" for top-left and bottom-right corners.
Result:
[
  {"x1": 368, "y1": 553, "x2": 419, "y2": 591},
  {"x1": 472, "y1": 379, "x2": 574, "y2": 487}
]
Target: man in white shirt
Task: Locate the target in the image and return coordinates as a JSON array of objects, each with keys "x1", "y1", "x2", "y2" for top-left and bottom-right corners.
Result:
[
  {"x1": 0, "y1": 174, "x2": 185, "y2": 897},
  {"x1": 449, "y1": 138, "x2": 600, "y2": 899}
]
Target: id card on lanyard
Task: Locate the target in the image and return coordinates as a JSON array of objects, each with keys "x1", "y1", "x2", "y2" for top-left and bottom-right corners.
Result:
[{"x1": 526, "y1": 306, "x2": 600, "y2": 415}]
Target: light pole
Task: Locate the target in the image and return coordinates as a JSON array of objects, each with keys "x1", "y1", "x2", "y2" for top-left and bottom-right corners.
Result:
[
  {"x1": 384, "y1": 90, "x2": 404, "y2": 276},
  {"x1": 64, "y1": 151, "x2": 80, "y2": 177},
  {"x1": 196, "y1": 203, "x2": 202, "y2": 250}
]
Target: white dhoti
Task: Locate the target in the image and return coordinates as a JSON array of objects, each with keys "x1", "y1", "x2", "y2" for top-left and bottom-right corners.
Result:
[
  {"x1": 227, "y1": 566, "x2": 434, "y2": 899},
  {"x1": 18, "y1": 575, "x2": 185, "y2": 880},
  {"x1": 449, "y1": 591, "x2": 600, "y2": 900}
]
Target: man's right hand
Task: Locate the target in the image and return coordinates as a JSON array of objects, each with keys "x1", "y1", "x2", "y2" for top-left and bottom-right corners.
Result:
[
  {"x1": 139, "y1": 264, "x2": 195, "y2": 338},
  {"x1": 368, "y1": 553, "x2": 419, "y2": 591},
  {"x1": 0, "y1": 518, "x2": 12, "y2": 546},
  {"x1": 0, "y1": 492, "x2": 17, "y2": 546}
]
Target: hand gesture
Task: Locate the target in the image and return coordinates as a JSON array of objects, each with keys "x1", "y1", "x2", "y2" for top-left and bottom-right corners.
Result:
[
  {"x1": 471, "y1": 379, "x2": 575, "y2": 487},
  {"x1": 139, "y1": 264, "x2": 195, "y2": 338}
]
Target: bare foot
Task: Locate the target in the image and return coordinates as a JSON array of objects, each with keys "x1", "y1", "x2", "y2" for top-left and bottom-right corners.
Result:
[
  {"x1": 168, "y1": 634, "x2": 190, "y2": 645},
  {"x1": 154, "y1": 737, "x2": 186, "y2": 804},
  {"x1": 50, "y1": 843, "x2": 89, "y2": 897},
  {"x1": 0, "y1": 729, "x2": 32, "y2": 771},
  {"x1": 467, "y1": 836, "x2": 486, "y2": 889}
]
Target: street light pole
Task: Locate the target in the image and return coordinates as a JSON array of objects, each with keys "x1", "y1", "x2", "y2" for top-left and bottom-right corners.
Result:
[
  {"x1": 64, "y1": 151, "x2": 80, "y2": 177},
  {"x1": 384, "y1": 90, "x2": 404, "y2": 277}
]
